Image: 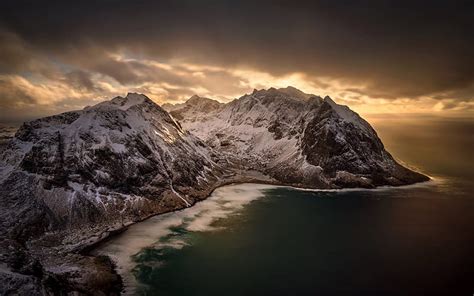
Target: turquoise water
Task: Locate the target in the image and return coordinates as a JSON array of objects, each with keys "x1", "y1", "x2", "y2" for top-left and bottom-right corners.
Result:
[
  {"x1": 95, "y1": 117, "x2": 474, "y2": 295},
  {"x1": 130, "y1": 183, "x2": 473, "y2": 296}
]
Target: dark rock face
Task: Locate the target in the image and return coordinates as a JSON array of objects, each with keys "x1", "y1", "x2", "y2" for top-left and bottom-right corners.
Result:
[
  {"x1": 301, "y1": 100, "x2": 428, "y2": 186},
  {"x1": 302, "y1": 100, "x2": 386, "y2": 175}
]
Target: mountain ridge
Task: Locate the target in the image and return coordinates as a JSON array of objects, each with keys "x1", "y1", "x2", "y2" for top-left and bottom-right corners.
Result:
[
  {"x1": 166, "y1": 87, "x2": 427, "y2": 188},
  {"x1": 0, "y1": 87, "x2": 428, "y2": 294}
]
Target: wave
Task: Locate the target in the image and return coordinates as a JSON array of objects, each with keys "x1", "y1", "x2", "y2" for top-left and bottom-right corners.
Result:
[
  {"x1": 92, "y1": 183, "x2": 275, "y2": 295},
  {"x1": 92, "y1": 179, "x2": 441, "y2": 294}
]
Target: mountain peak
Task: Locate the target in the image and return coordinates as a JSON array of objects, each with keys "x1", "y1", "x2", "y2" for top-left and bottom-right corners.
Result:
[
  {"x1": 323, "y1": 95, "x2": 334, "y2": 103},
  {"x1": 277, "y1": 86, "x2": 312, "y2": 100},
  {"x1": 122, "y1": 92, "x2": 153, "y2": 107},
  {"x1": 319, "y1": 95, "x2": 372, "y2": 133},
  {"x1": 87, "y1": 93, "x2": 155, "y2": 111},
  {"x1": 186, "y1": 94, "x2": 210, "y2": 104},
  {"x1": 164, "y1": 95, "x2": 223, "y2": 120},
  {"x1": 249, "y1": 86, "x2": 313, "y2": 101},
  {"x1": 126, "y1": 92, "x2": 147, "y2": 101}
]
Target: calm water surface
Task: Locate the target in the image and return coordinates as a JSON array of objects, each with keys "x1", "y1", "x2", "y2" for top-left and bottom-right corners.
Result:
[{"x1": 95, "y1": 117, "x2": 474, "y2": 295}]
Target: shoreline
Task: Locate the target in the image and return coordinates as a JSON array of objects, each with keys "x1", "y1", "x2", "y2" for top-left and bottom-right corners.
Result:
[
  {"x1": 83, "y1": 174, "x2": 434, "y2": 294},
  {"x1": 80, "y1": 176, "x2": 280, "y2": 254},
  {"x1": 84, "y1": 176, "x2": 435, "y2": 254},
  {"x1": 84, "y1": 173, "x2": 434, "y2": 253}
]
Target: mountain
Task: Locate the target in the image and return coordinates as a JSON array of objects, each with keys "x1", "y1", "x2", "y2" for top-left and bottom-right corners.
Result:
[
  {"x1": 0, "y1": 93, "x2": 228, "y2": 294},
  {"x1": 166, "y1": 87, "x2": 428, "y2": 188},
  {"x1": 163, "y1": 95, "x2": 225, "y2": 121},
  {"x1": 0, "y1": 88, "x2": 428, "y2": 294},
  {"x1": 1, "y1": 93, "x2": 225, "y2": 226}
]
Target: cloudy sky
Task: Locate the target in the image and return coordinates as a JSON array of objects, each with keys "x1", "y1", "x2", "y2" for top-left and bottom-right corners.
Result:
[{"x1": 0, "y1": 0, "x2": 473, "y2": 123}]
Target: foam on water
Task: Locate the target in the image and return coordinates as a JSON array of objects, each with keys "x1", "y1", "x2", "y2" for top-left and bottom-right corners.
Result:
[
  {"x1": 92, "y1": 180, "x2": 439, "y2": 294},
  {"x1": 92, "y1": 183, "x2": 275, "y2": 294}
]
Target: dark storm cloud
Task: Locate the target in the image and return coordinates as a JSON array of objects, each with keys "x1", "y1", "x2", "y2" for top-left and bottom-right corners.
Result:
[
  {"x1": 63, "y1": 70, "x2": 97, "y2": 91},
  {"x1": 0, "y1": 29, "x2": 33, "y2": 74},
  {"x1": 0, "y1": 0, "x2": 473, "y2": 102},
  {"x1": 0, "y1": 28, "x2": 56, "y2": 76}
]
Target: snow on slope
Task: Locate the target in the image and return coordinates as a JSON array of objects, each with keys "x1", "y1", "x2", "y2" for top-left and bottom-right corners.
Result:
[
  {"x1": 0, "y1": 93, "x2": 233, "y2": 295},
  {"x1": 0, "y1": 93, "x2": 223, "y2": 231},
  {"x1": 167, "y1": 88, "x2": 321, "y2": 179},
  {"x1": 167, "y1": 87, "x2": 428, "y2": 188}
]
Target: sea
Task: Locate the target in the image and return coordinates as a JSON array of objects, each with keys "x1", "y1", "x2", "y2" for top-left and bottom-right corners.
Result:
[{"x1": 91, "y1": 115, "x2": 474, "y2": 295}]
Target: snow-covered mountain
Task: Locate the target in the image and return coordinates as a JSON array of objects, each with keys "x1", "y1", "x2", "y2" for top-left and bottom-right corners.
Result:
[
  {"x1": 162, "y1": 95, "x2": 224, "y2": 120},
  {"x1": 164, "y1": 86, "x2": 428, "y2": 188},
  {"x1": 1, "y1": 93, "x2": 224, "y2": 227},
  {"x1": 0, "y1": 88, "x2": 428, "y2": 294},
  {"x1": 0, "y1": 93, "x2": 227, "y2": 294}
]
